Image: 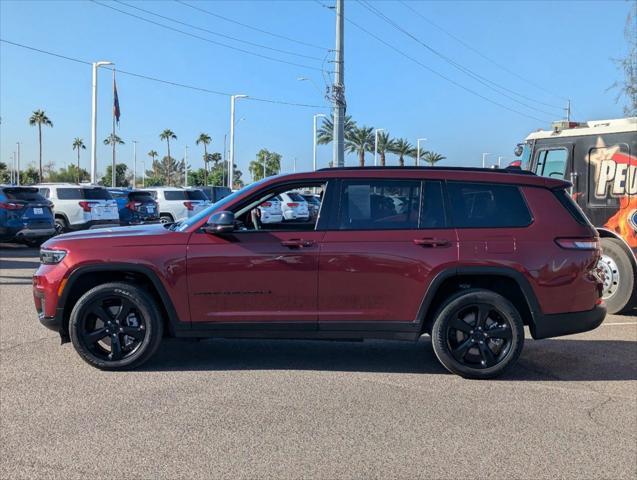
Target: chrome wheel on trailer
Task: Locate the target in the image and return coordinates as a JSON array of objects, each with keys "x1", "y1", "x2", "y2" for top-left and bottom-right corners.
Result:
[{"x1": 599, "y1": 253, "x2": 620, "y2": 301}]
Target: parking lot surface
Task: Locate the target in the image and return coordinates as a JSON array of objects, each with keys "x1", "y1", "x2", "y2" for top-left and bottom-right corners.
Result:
[{"x1": 1, "y1": 245, "x2": 636, "y2": 479}]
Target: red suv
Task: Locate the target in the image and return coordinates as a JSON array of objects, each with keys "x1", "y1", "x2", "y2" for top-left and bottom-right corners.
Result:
[{"x1": 33, "y1": 167, "x2": 606, "y2": 378}]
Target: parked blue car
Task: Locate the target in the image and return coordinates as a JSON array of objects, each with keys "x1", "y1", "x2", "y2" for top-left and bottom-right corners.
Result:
[
  {"x1": 0, "y1": 186, "x2": 55, "y2": 246},
  {"x1": 107, "y1": 189, "x2": 160, "y2": 226}
]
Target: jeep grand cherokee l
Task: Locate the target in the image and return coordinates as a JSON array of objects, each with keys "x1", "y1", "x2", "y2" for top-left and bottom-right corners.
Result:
[{"x1": 33, "y1": 167, "x2": 606, "y2": 378}]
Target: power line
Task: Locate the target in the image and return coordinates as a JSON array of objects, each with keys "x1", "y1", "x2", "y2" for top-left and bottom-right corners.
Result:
[
  {"x1": 313, "y1": 1, "x2": 550, "y2": 123},
  {"x1": 359, "y1": 0, "x2": 561, "y2": 116},
  {"x1": 90, "y1": 0, "x2": 323, "y2": 72},
  {"x1": 398, "y1": 1, "x2": 568, "y2": 103},
  {"x1": 114, "y1": 0, "x2": 324, "y2": 62},
  {"x1": 0, "y1": 39, "x2": 329, "y2": 109},
  {"x1": 175, "y1": 0, "x2": 328, "y2": 51}
]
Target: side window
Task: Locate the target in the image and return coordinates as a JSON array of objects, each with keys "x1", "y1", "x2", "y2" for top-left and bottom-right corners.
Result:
[
  {"x1": 164, "y1": 191, "x2": 187, "y2": 201},
  {"x1": 338, "y1": 180, "x2": 421, "y2": 230},
  {"x1": 447, "y1": 182, "x2": 532, "y2": 228},
  {"x1": 534, "y1": 148, "x2": 568, "y2": 179},
  {"x1": 420, "y1": 181, "x2": 447, "y2": 229}
]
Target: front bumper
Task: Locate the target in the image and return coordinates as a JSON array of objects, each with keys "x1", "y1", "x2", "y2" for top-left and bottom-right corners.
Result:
[{"x1": 530, "y1": 304, "x2": 607, "y2": 340}]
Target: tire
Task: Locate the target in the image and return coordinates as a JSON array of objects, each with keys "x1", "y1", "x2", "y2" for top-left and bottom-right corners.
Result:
[
  {"x1": 159, "y1": 214, "x2": 174, "y2": 224},
  {"x1": 54, "y1": 217, "x2": 67, "y2": 235},
  {"x1": 69, "y1": 282, "x2": 163, "y2": 370},
  {"x1": 431, "y1": 289, "x2": 525, "y2": 379},
  {"x1": 599, "y1": 238, "x2": 636, "y2": 314}
]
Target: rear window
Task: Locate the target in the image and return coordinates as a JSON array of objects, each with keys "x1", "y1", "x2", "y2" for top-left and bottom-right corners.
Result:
[
  {"x1": 2, "y1": 188, "x2": 45, "y2": 202},
  {"x1": 129, "y1": 191, "x2": 154, "y2": 202},
  {"x1": 164, "y1": 190, "x2": 187, "y2": 201},
  {"x1": 185, "y1": 190, "x2": 207, "y2": 201},
  {"x1": 108, "y1": 190, "x2": 128, "y2": 199},
  {"x1": 57, "y1": 188, "x2": 112, "y2": 200},
  {"x1": 553, "y1": 189, "x2": 590, "y2": 225},
  {"x1": 447, "y1": 182, "x2": 532, "y2": 228},
  {"x1": 287, "y1": 192, "x2": 306, "y2": 202}
]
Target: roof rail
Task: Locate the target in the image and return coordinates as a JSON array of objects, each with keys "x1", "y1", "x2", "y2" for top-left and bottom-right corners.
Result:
[{"x1": 316, "y1": 166, "x2": 535, "y2": 175}]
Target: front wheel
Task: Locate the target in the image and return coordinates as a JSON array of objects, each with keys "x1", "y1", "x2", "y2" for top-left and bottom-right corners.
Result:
[
  {"x1": 54, "y1": 217, "x2": 67, "y2": 235},
  {"x1": 431, "y1": 289, "x2": 525, "y2": 379},
  {"x1": 69, "y1": 282, "x2": 163, "y2": 370},
  {"x1": 599, "y1": 238, "x2": 636, "y2": 314}
]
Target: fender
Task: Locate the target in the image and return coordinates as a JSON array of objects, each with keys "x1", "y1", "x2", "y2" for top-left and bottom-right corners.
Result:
[
  {"x1": 58, "y1": 263, "x2": 185, "y2": 335},
  {"x1": 415, "y1": 265, "x2": 542, "y2": 333}
]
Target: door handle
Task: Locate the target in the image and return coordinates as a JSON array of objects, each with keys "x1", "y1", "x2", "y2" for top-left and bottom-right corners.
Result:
[
  {"x1": 281, "y1": 239, "x2": 315, "y2": 248},
  {"x1": 413, "y1": 238, "x2": 450, "y2": 247}
]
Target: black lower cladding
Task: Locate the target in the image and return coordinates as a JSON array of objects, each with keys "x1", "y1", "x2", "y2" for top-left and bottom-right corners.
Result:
[{"x1": 530, "y1": 304, "x2": 606, "y2": 340}]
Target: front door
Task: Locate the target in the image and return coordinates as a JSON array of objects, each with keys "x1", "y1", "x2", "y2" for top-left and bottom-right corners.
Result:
[{"x1": 318, "y1": 179, "x2": 458, "y2": 325}]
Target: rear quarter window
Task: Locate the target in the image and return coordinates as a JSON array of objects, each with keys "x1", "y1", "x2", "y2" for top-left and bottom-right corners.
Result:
[
  {"x1": 447, "y1": 182, "x2": 532, "y2": 228},
  {"x1": 164, "y1": 191, "x2": 187, "y2": 201}
]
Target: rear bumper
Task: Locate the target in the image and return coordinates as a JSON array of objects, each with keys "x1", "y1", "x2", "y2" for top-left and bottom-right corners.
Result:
[
  {"x1": 531, "y1": 304, "x2": 607, "y2": 340},
  {"x1": 16, "y1": 227, "x2": 56, "y2": 238},
  {"x1": 121, "y1": 218, "x2": 160, "y2": 226},
  {"x1": 69, "y1": 220, "x2": 120, "y2": 230}
]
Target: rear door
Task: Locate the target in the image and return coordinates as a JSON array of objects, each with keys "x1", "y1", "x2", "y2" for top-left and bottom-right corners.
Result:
[{"x1": 318, "y1": 178, "x2": 458, "y2": 326}]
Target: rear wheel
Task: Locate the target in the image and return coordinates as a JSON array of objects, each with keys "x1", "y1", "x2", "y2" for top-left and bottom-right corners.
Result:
[
  {"x1": 54, "y1": 217, "x2": 67, "y2": 234},
  {"x1": 599, "y1": 238, "x2": 636, "y2": 314},
  {"x1": 159, "y1": 214, "x2": 174, "y2": 224},
  {"x1": 69, "y1": 282, "x2": 163, "y2": 370},
  {"x1": 431, "y1": 289, "x2": 524, "y2": 379}
]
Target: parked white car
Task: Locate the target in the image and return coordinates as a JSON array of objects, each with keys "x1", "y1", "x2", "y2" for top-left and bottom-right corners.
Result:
[
  {"x1": 35, "y1": 183, "x2": 119, "y2": 233},
  {"x1": 257, "y1": 196, "x2": 283, "y2": 224},
  {"x1": 277, "y1": 191, "x2": 310, "y2": 221},
  {"x1": 141, "y1": 187, "x2": 210, "y2": 223}
]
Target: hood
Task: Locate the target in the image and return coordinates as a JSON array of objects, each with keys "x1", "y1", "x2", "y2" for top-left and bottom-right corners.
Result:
[{"x1": 43, "y1": 223, "x2": 186, "y2": 249}]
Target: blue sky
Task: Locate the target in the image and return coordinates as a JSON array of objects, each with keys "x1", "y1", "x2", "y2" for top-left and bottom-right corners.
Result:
[{"x1": 0, "y1": 0, "x2": 632, "y2": 182}]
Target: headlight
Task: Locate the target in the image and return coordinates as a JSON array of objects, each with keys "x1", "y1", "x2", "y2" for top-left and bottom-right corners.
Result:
[{"x1": 40, "y1": 248, "x2": 67, "y2": 264}]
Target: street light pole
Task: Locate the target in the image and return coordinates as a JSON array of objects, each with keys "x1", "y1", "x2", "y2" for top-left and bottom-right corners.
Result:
[
  {"x1": 313, "y1": 113, "x2": 326, "y2": 171},
  {"x1": 132, "y1": 140, "x2": 137, "y2": 188},
  {"x1": 482, "y1": 152, "x2": 491, "y2": 168},
  {"x1": 90, "y1": 61, "x2": 113, "y2": 184},
  {"x1": 332, "y1": 0, "x2": 345, "y2": 167},
  {"x1": 229, "y1": 94, "x2": 247, "y2": 189},
  {"x1": 16, "y1": 142, "x2": 20, "y2": 185},
  {"x1": 141, "y1": 160, "x2": 146, "y2": 187},
  {"x1": 184, "y1": 145, "x2": 188, "y2": 187},
  {"x1": 374, "y1": 128, "x2": 385, "y2": 166},
  {"x1": 416, "y1": 138, "x2": 427, "y2": 167}
]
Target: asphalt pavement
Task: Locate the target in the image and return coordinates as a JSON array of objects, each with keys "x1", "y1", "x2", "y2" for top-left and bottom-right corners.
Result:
[{"x1": 1, "y1": 245, "x2": 636, "y2": 479}]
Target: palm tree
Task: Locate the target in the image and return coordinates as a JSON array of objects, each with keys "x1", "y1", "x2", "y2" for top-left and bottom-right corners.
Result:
[
  {"x1": 422, "y1": 151, "x2": 446, "y2": 167},
  {"x1": 376, "y1": 131, "x2": 394, "y2": 167},
  {"x1": 317, "y1": 114, "x2": 356, "y2": 145},
  {"x1": 345, "y1": 126, "x2": 375, "y2": 167},
  {"x1": 29, "y1": 110, "x2": 53, "y2": 181},
  {"x1": 196, "y1": 133, "x2": 212, "y2": 186},
  {"x1": 103, "y1": 134, "x2": 125, "y2": 147},
  {"x1": 159, "y1": 129, "x2": 177, "y2": 185},
  {"x1": 147, "y1": 150, "x2": 158, "y2": 177},
  {"x1": 390, "y1": 138, "x2": 415, "y2": 167},
  {"x1": 72, "y1": 138, "x2": 86, "y2": 183}
]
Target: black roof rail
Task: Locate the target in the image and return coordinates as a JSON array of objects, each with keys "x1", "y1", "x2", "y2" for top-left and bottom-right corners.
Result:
[{"x1": 316, "y1": 165, "x2": 535, "y2": 175}]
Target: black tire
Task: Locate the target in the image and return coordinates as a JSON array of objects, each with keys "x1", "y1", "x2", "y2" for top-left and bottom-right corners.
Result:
[
  {"x1": 69, "y1": 282, "x2": 163, "y2": 370},
  {"x1": 431, "y1": 289, "x2": 525, "y2": 379},
  {"x1": 159, "y1": 214, "x2": 174, "y2": 224},
  {"x1": 54, "y1": 217, "x2": 67, "y2": 235},
  {"x1": 599, "y1": 238, "x2": 636, "y2": 314}
]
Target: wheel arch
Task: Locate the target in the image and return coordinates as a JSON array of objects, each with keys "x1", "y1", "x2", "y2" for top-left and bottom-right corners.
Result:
[
  {"x1": 597, "y1": 228, "x2": 637, "y2": 269},
  {"x1": 58, "y1": 263, "x2": 182, "y2": 340},
  {"x1": 417, "y1": 266, "x2": 542, "y2": 337}
]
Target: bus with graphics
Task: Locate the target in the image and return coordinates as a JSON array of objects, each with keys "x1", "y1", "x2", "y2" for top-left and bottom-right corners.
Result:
[{"x1": 514, "y1": 117, "x2": 636, "y2": 314}]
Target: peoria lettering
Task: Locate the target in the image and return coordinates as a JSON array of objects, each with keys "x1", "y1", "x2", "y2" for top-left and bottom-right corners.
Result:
[{"x1": 594, "y1": 150, "x2": 637, "y2": 198}]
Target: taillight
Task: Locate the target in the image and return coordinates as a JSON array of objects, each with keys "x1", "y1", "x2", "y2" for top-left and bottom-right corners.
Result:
[
  {"x1": 287, "y1": 202, "x2": 298, "y2": 208},
  {"x1": 78, "y1": 201, "x2": 93, "y2": 212},
  {"x1": 0, "y1": 202, "x2": 22, "y2": 210},
  {"x1": 184, "y1": 201, "x2": 194, "y2": 211},
  {"x1": 261, "y1": 202, "x2": 272, "y2": 207},
  {"x1": 555, "y1": 237, "x2": 600, "y2": 250},
  {"x1": 126, "y1": 201, "x2": 142, "y2": 211}
]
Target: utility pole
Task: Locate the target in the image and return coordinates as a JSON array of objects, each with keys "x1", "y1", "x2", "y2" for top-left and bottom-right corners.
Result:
[
  {"x1": 111, "y1": 69, "x2": 116, "y2": 188},
  {"x1": 16, "y1": 142, "x2": 20, "y2": 185},
  {"x1": 229, "y1": 94, "x2": 247, "y2": 189},
  {"x1": 313, "y1": 113, "x2": 326, "y2": 171},
  {"x1": 293, "y1": 156, "x2": 297, "y2": 173},
  {"x1": 332, "y1": 0, "x2": 345, "y2": 167},
  {"x1": 223, "y1": 133, "x2": 227, "y2": 188},
  {"x1": 90, "y1": 61, "x2": 113, "y2": 184},
  {"x1": 565, "y1": 100, "x2": 571, "y2": 122},
  {"x1": 132, "y1": 140, "x2": 138, "y2": 188},
  {"x1": 497, "y1": 156, "x2": 503, "y2": 168},
  {"x1": 374, "y1": 129, "x2": 384, "y2": 166},
  {"x1": 482, "y1": 152, "x2": 491, "y2": 168},
  {"x1": 184, "y1": 145, "x2": 188, "y2": 187},
  {"x1": 416, "y1": 138, "x2": 427, "y2": 167}
]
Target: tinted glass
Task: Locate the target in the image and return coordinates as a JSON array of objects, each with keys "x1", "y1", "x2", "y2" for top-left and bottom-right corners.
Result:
[
  {"x1": 185, "y1": 190, "x2": 207, "y2": 201},
  {"x1": 2, "y1": 188, "x2": 45, "y2": 202},
  {"x1": 420, "y1": 181, "x2": 447, "y2": 228},
  {"x1": 535, "y1": 149, "x2": 567, "y2": 179},
  {"x1": 57, "y1": 187, "x2": 111, "y2": 200},
  {"x1": 287, "y1": 192, "x2": 306, "y2": 202},
  {"x1": 38, "y1": 188, "x2": 50, "y2": 198},
  {"x1": 338, "y1": 180, "x2": 421, "y2": 230},
  {"x1": 164, "y1": 190, "x2": 187, "y2": 201},
  {"x1": 553, "y1": 189, "x2": 591, "y2": 225},
  {"x1": 109, "y1": 190, "x2": 128, "y2": 199},
  {"x1": 129, "y1": 191, "x2": 154, "y2": 203},
  {"x1": 84, "y1": 188, "x2": 112, "y2": 200},
  {"x1": 447, "y1": 182, "x2": 531, "y2": 228}
]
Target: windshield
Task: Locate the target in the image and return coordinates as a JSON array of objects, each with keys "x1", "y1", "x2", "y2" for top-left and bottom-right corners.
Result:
[{"x1": 174, "y1": 178, "x2": 272, "y2": 232}]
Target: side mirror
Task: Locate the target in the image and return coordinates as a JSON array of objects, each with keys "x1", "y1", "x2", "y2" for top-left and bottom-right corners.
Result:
[
  {"x1": 513, "y1": 143, "x2": 524, "y2": 157},
  {"x1": 203, "y1": 211, "x2": 235, "y2": 234}
]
